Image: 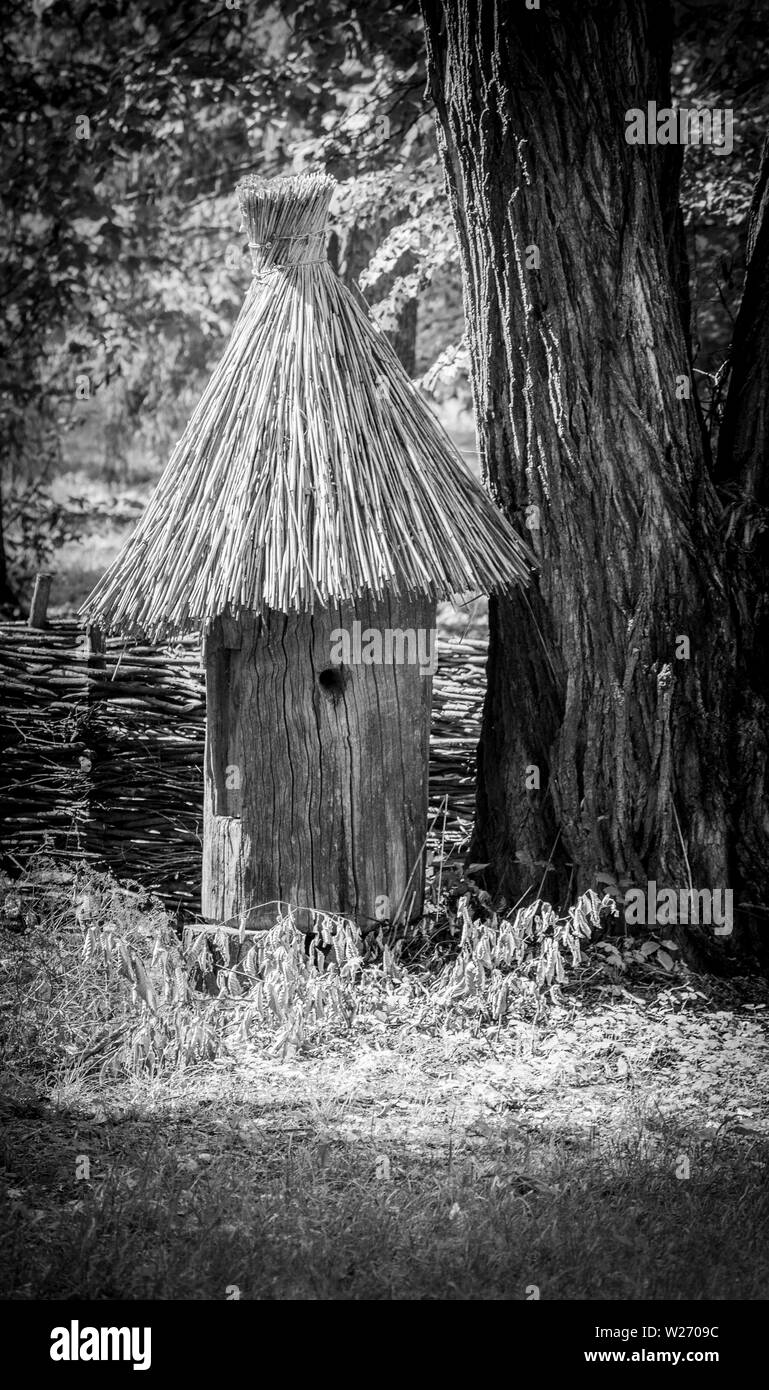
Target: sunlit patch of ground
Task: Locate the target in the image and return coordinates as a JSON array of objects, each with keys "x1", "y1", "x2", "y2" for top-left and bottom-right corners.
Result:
[{"x1": 2, "y1": 960, "x2": 768, "y2": 1300}]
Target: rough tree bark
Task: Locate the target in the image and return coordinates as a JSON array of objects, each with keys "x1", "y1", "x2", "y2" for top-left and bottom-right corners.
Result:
[
  {"x1": 716, "y1": 135, "x2": 769, "y2": 911},
  {"x1": 421, "y1": 0, "x2": 769, "y2": 968},
  {"x1": 0, "y1": 491, "x2": 19, "y2": 616}
]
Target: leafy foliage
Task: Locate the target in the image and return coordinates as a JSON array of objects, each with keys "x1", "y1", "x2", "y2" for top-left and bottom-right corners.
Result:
[
  {"x1": 672, "y1": 1, "x2": 769, "y2": 432},
  {"x1": 0, "y1": 0, "x2": 455, "y2": 596},
  {"x1": 3, "y1": 477, "x2": 90, "y2": 591},
  {"x1": 0, "y1": 861, "x2": 645, "y2": 1078}
]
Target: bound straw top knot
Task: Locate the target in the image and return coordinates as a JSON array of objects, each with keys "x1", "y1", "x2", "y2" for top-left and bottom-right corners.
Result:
[{"x1": 237, "y1": 171, "x2": 336, "y2": 272}]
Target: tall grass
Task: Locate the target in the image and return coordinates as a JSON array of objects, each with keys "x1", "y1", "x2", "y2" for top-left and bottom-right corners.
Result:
[
  {"x1": 0, "y1": 861, "x2": 617, "y2": 1079},
  {"x1": 2, "y1": 861, "x2": 768, "y2": 1300}
]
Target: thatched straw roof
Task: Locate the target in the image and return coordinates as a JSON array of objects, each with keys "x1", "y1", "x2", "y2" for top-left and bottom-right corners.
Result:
[{"x1": 82, "y1": 172, "x2": 533, "y2": 639}]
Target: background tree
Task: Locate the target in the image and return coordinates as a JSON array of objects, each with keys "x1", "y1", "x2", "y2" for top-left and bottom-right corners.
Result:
[
  {"x1": 421, "y1": 0, "x2": 769, "y2": 966},
  {"x1": 715, "y1": 133, "x2": 769, "y2": 906}
]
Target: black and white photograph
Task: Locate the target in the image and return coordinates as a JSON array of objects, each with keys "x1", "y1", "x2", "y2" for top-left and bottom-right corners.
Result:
[{"x1": 1, "y1": 0, "x2": 767, "y2": 1356}]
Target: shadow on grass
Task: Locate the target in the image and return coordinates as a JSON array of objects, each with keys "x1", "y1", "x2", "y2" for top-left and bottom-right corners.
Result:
[{"x1": 1, "y1": 1089, "x2": 767, "y2": 1300}]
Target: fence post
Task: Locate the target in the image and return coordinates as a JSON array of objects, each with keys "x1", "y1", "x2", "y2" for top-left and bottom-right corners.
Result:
[
  {"x1": 28, "y1": 573, "x2": 52, "y2": 629},
  {"x1": 80, "y1": 624, "x2": 106, "y2": 861},
  {"x1": 84, "y1": 625, "x2": 104, "y2": 659}
]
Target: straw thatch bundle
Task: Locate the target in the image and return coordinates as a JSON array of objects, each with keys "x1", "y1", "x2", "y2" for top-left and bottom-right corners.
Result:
[{"x1": 82, "y1": 172, "x2": 532, "y2": 639}]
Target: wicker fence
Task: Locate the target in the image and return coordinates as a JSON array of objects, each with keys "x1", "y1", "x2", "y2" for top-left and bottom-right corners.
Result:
[{"x1": 0, "y1": 620, "x2": 487, "y2": 909}]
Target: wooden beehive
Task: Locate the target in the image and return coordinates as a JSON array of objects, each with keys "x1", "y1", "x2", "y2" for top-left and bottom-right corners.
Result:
[{"x1": 82, "y1": 171, "x2": 533, "y2": 933}]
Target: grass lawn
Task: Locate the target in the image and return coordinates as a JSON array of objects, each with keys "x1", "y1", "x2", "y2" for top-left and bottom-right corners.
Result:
[{"x1": 1, "y1": 866, "x2": 768, "y2": 1301}]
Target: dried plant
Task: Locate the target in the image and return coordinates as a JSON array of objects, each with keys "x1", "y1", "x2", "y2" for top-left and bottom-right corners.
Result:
[{"x1": 82, "y1": 172, "x2": 532, "y2": 640}]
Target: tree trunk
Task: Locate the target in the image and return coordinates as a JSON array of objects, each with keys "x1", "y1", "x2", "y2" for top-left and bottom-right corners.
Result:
[
  {"x1": 422, "y1": 0, "x2": 769, "y2": 969},
  {"x1": 715, "y1": 136, "x2": 769, "y2": 914},
  {"x1": 0, "y1": 489, "x2": 19, "y2": 616}
]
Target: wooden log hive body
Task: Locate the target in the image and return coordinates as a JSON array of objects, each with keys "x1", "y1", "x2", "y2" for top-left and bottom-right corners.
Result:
[{"x1": 202, "y1": 593, "x2": 435, "y2": 931}]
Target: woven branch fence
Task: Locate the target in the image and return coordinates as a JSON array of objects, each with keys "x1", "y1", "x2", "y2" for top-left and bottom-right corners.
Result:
[{"x1": 0, "y1": 621, "x2": 487, "y2": 910}]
